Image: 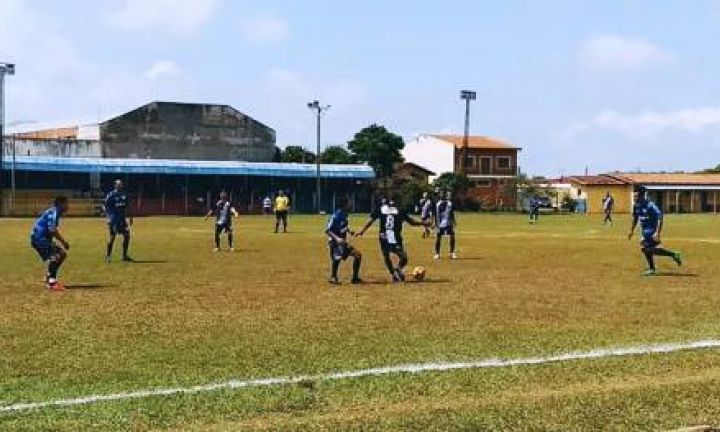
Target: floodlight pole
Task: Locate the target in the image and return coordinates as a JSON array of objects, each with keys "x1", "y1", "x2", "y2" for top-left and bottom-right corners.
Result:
[
  {"x1": 459, "y1": 90, "x2": 476, "y2": 176},
  {"x1": 307, "y1": 100, "x2": 330, "y2": 213},
  {"x1": 0, "y1": 62, "x2": 16, "y2": 216}
]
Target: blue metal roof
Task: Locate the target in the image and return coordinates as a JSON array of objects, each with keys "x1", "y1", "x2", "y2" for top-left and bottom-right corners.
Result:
[{"x1": 1, "y1": 156, "x2": 375, "y2": 179}]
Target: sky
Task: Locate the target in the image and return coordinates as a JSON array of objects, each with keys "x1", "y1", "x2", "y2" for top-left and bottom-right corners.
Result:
[{"x1": 2, "y1": 0, "x2": 720, "y2": 176}]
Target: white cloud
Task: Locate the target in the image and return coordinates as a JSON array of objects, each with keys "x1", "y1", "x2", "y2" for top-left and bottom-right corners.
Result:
[
  {"x1": 145, "y1": 60, "x2": 182, "y2": 79},
  {"x1": 241, "y1": 15, "x2": 289, "y2": 43},
  {"x1": 563, "y1": 107, "x2": 720, "y2": 141},
  {"x1": 0, "y1": 1, "x2": 197, "y2": 127},
  {"x1": 109, "y1": 0, "x2": 220, "y2": 35},
  {"x1": 578, "y1": 34, "x2": 673, "y2": 74}
]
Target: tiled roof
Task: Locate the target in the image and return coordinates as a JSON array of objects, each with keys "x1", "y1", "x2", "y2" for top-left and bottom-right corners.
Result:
[
  {"x1": 608, "y1": 173, "x2": 720, "y2": 186},
  {"x1": 431, "y1": 134, "x2": 520, "y2": 150},
  {"x1": 568, "y1": 175, "x2": 628, "y2": 186}
]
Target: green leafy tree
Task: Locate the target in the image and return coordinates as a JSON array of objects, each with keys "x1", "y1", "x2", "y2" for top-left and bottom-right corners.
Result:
[
  {"x1": 319, "y1": 146, "x2": 355, "y2": 164},
  {"x1": 281, "y1": 146, "x2": 316, "y2": 163},
  {"x1": 702, "y1": 164, "x2": 720, "y2": 173},
  {"x1": 432, "y1": 172, "x2": 472, "y2": 197},
  {"x1": 272, "y1": 146, "x2": 282, "y2": 162},
  {"x1": 347, "y1": 124, "x2": 405, "y2": 178}
]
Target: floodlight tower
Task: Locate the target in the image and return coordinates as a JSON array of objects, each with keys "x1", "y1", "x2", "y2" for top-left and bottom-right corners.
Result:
[
  {"x1": 307, "y1": 100, "x2": 331, "y2": 213},
  {"x1": 459, "y1": 90, "x2": 476, "y2": 175},
  {"x1": 0, "y1": 62, "x2": 16, "y2": 216}
]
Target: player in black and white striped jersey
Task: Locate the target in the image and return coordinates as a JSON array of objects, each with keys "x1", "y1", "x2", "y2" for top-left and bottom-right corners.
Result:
[{"x1": 204, "y1": 191, "x2": 239, "y2": 252}]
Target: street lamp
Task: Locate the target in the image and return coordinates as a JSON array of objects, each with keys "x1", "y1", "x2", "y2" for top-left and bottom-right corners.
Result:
[
  {"x1": 459, "y1": 90, "x2": 476, "y2": 175},
  {"x1": 0, "y1": 62, "x2": 16, "y2": 216},
  {"x1": 307, "y1": 100, "x2": 331, "y2": 213}
]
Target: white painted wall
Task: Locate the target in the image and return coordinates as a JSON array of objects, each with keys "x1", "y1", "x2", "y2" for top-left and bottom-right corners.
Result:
[{"x1": 402, "y1": 134, "x2": 454, "y2": 182}]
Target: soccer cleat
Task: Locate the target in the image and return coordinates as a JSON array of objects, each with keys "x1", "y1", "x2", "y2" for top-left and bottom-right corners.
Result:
[
  {"x1": 351, "y1": 277, "x2": 363, "y2": 285},
  {"x1": 213, "y1": 248, "x2": 220, "y2": 253},
  {"x1": 105, "y1": 255, "x2": 111, "y2": 263},
  {"x1": 46, "y1": 280, "x2": 65, "y2": 291},
  {"x1": 433, "y1": 254, "x2": 440, "y2": 260},
  {"x1": 450, "y1": 253, "x2": 458, "y2": 260},
  {"x1": 229, "y1": 247, "x2": 235, "y2": 252},
  {"x1": 643, "y1": 268, "x2": 657, "y2": 277},
  {"x1": 328, "y1": 277, "x2": 340, "y2": 285},
  {"x1": 122, "y1": 256, "x2": 135, "y2": 262},
  {"x1": 394, "y1": 269, "x2": 406, "y2": 282},
  {"x1": 673, "y1": 252, "x2": 683, "y2": 267}
]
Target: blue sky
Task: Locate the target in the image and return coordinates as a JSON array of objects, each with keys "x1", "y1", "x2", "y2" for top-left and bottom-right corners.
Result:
[{"x1": 2, "y1": 0, "x2": 720, "y2": 175}]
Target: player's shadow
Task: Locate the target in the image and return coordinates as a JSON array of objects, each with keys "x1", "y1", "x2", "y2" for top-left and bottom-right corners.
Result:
[
  {"x1": 359, "y1": 278, "x2": 452, "y2": 286},
  {"x1": 64, "y1": 283, "x2": 114, "y2": 290},
  {"x1": 454, "y1": 257, "x2": 483, "y2": 261},
  {"x1": 655, "y1": 272, "x2": 700, "y2": 278}
]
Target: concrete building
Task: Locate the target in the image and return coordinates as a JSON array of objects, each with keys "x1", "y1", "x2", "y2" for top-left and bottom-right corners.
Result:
[
  {"x1": 569, "y1": 173, "x2": 720, "y2": 214},
  {"x1": 10, "y1": 101, "x2": 276, "y2": 162},
  {"x1": 403, "y1": 134, "x2": 521, "y2": 209}
]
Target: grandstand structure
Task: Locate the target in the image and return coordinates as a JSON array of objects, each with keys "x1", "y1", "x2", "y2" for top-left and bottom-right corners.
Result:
[{"x1": 0, "y1": 101, "x2": 374, "y2": 216}]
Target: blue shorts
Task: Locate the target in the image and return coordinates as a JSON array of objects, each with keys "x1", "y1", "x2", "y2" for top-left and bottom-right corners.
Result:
[
  {"x1": 641, "y1": 230, "x2": 659, "y2": 248},
  {"x1": 329, "y1": 241, "x2": 354, "y2": 261},
  {"x1": 437, "y1": 226, "x2": 455, "y2": 236},
  {"x1": 108, "y1": 219, "x2": 129, "y2": 236},
  {"x1": 30, "y1": 238, "x2": 59, "y2": 261}
]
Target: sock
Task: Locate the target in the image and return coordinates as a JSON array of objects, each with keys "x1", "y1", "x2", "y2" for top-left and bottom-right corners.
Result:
[
  {"x1": 654, "y1": 247, "x2": 675, "y2": 258},
  {"x1": 352, "y1": 256, "x2": 362, "y2": 279},
  {"x1": 383, "y1": 253, "x2": 395, "y2": 275},
  {"x1": 331, "y1": 260, "x2": 340, "y2": 279},
  {"x1": 106, "y1": 238, "x2": 115, "y2": 257},
  {"x1": 643, "y1": 249, "x2": 655, "y2": 270},
  {"x1": 48, "y1": 260, "x2": 60, "y2": 279},
  {"x1": 228, "y1": 233, "x2": 233, "y2": 248},
  {"x1": 434, "y1": 236, "x2": 441, "y2": 254},
  {"x1": 215, "y1": 232, "x2": 221, "y2": 248},
  {"x1": 449, "y1": 235, "x2": 456, "y2": 254},
  {"x1": 122, "y1": 234, "x2": 130, "y2": 258}
]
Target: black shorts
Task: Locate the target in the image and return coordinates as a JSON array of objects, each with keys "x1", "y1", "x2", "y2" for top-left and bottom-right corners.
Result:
[
  {"x1": 31, "y1": 239, "x2": 60, "y2": 261},
  {"x1": 437, "y1": 226, "x2": 455, "y2": 236},
  {"x1": 329, "y1": 241, "x2": 355, "y2": 261},
  {"x1": 379, "y1": 237, "x2": 404, "y2": 254},
  {"x1": 108, "y1": 220, "x2": 129, "y2": 236},
  {"x1": 215, "y1": 223, "x2": 233, "y2": 234},
  {"x1": 275, "y1": 210, "x2": 288, "y2": 220}
]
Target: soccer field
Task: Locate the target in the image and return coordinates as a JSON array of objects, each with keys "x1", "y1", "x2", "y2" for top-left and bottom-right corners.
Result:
[{"x1": 2, "y1": 213, "x2": 720, "y2": 431}]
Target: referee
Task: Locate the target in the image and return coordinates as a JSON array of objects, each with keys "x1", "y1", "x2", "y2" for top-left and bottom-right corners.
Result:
[{"x1": 274, "y1": 190, "x2": 290, "y2": 233}]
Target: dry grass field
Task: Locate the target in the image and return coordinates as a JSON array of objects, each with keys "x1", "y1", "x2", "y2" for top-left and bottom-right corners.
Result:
[{"x1": 1, "y1": 213, "x2": 720, "y2": 431}]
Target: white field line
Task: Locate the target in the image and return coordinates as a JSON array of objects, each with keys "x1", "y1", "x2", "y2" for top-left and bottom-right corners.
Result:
[{"x1": 2, "y1": 339, "x2": 720, "y2": 414}]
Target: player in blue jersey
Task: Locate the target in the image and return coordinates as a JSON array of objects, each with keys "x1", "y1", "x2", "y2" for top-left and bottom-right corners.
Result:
[
  {"x1": 30, "y1": 196, "x2": 71, "y2": 291},
  {"x1": 628, "y1": 186, "x2": 683, "y2": 276},
  {"x1": 433, "y1": 191, "x2": 457, "y2": 260},
  {"x1": 104, "y1": 179, "x2": 134, "y2": 262},
  {"x1": 418, "y1": 192, "x2": 434, "y2": 238},
  {"x1": 204, "y1": 191, "x2": 239, "y2": 252},
  {"x1": 325, "y1": 198, "x2": 363, "y2": 285},
  {"x1": 357, "y1": 196, "x2": 426, "y2": 282},
  {"x1": 529, "y1": 195, "x2": 541, "y2": 224}
]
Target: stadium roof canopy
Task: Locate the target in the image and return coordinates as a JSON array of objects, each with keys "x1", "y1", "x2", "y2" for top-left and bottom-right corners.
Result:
[{"x1": 2, "y1": 156, "x2": 375, "y2": 179}]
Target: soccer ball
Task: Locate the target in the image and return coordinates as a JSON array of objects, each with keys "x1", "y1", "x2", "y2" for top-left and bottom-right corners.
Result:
[{"x1": 412, "y1": 266, "x2": 426, "y2": 282}]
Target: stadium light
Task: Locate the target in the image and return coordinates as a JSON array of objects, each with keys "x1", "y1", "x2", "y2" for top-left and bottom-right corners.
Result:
[
  {"x1": 459, "y1": 90, "x2": 476, "y2": 176},
  {"x1": 307, "y1": 100, "x2": 331, "y2": 213},
  {"x1": 0, "y1": 62, "x2": 16, "y2": 216}
]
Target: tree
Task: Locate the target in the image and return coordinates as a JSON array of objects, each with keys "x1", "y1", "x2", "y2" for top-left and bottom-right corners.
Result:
[
  {"x1": 432, "y1": 172, "x2": 472, "y2": 197},
  {"x1": 272, "y1": 146, "x2": 282, "y2": 162},
  {"x1": 319, "y1": 146, "x2": 355, "y2": 164},
  {"x1": 347, "y1": 124, "x2": 405, "y2": 178},
  {"x1": 702, "y1": 164, "x2": 720, "y2": 173},
  {"x1": 280, "y1": 146, "x2": 316, "y2": 163}
]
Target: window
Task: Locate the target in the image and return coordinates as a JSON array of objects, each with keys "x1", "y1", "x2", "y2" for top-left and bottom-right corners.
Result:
[
  {"x1": 497, "y1": 157, "x2": 511, "y2": 170},
  {"x1": 480, "y1": 157, "x2": 492, "y2": 174},
  {"x1": 464, "y1": 155, "x2": 477, "y2": 168},
  {"x1": 474, "y1": 179, "x2": 491, "y2": 188}
]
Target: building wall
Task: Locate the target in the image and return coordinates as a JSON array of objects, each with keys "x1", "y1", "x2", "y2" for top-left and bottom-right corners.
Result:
[
  {"x1": 456, "y1": 148, "x2": 518, "y2": 176},
  {"x1": 402, "y1": 135, "x2": 454, "y2": 181},
  {"x1": 581, "y1": 184, "x2": 633, "y2": 214},
  {"x1": 100, "y1": 102, "x2": 276, "y2": 162},
  {"x1": 2, "y1": 138, "x2": 103, "y2": 158}
]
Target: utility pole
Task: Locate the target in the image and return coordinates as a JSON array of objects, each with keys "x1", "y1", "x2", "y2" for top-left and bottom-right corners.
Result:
[
  {"x1": 0, "y1": 62, "x2": 16, "y2": 216},
  {"x1": 459, "y1": 90, "x2": 476, "y2": 175},
  {"x1": 307, "y1": 100, "x2": 330, "y2": 213}
]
